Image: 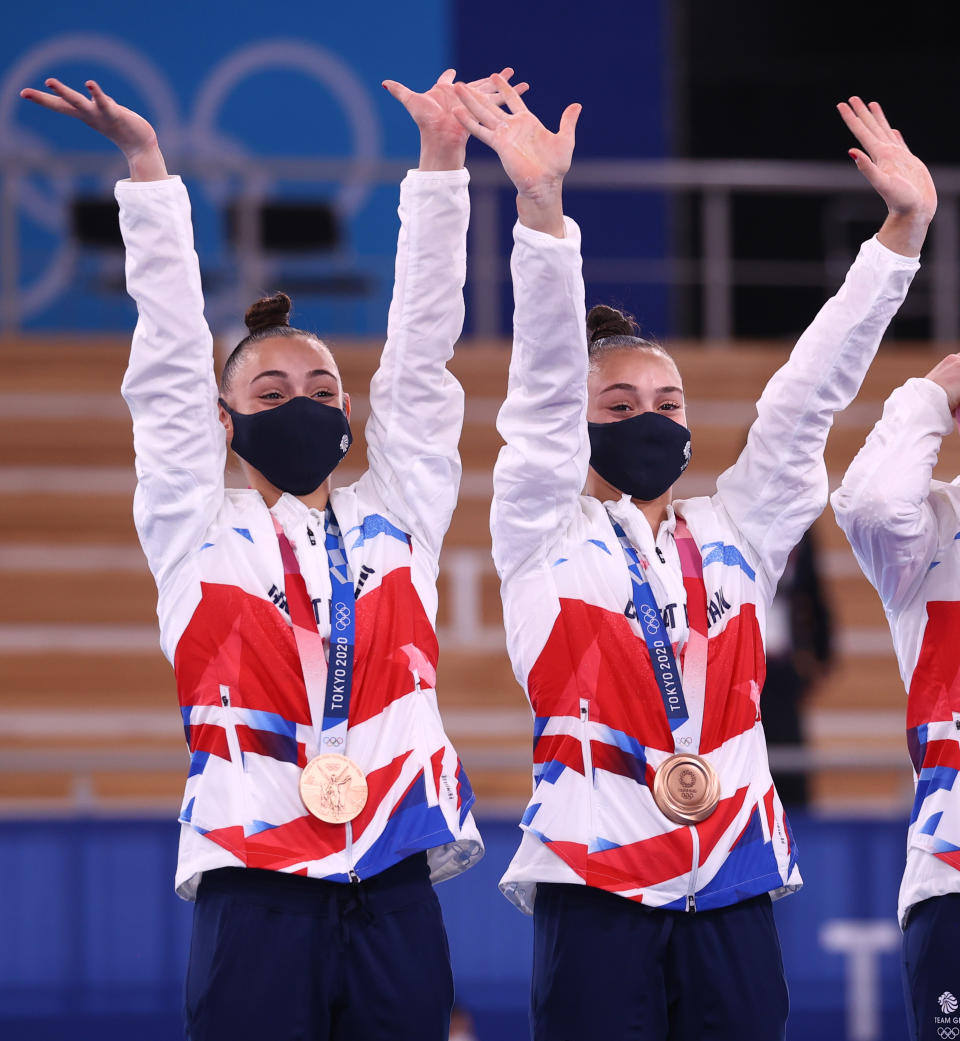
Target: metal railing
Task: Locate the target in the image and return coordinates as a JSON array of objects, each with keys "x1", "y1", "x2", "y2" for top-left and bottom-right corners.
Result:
[{"x1": 2, "y1": 153, "x2": 959, "y2": 339}]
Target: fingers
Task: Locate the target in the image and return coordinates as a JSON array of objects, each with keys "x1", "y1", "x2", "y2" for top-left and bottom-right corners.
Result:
[
  {"x1": 381, "y1": 79, "x2": 413, "y2": 107},
  {"x1": 437, "y1": 68, "x2": 456, "y2": 86},
  {"x1": 837, "y1": 100, "x2": 881, "y2": 156},
  {"x1": 847, "y1": 147, "x2": 885, "y2": 193},
  {"x1": 466, "y1": 66, "x2": 515, "y2": 91},
  {"x1": 19, "y1": 77, "x2": 114, "y2": 120},
  {"x1": 453, "y1": 82, "x2": 508, "y2": 131},
  {"x1": 466, "y1": 67, "x2": 518, "y2": 93},
  {"x1": 839, "y1": 95, "x2": 907, "y2": 154},
  {"x1": 868, "y1": 100, "x2": 894, "y2": 135},
  {"x1": 84, "y1": 79, "x2": 112, "y2": 109},
  {"x1": 466, "y1": 68, "x2": 529, "y2": 102},
  {"x1": 847, "y1": 96, "x2": 886, "y2": 139},
  {"x1": 892, "y1": 126, "x2": 912, "y2": 152},
  {"x1": 19, "y1": 85, "x2": 79, "y2": 117},
  {"x1": 490, "y1": 72, "x2": 528, "y2": 115},
  {"x1": 451, "y1": 102, "x2": 496, "y2": 148},
  {"x1": 19, "y1": 87, "x2": 69, "y2": 113},
  {"x1": 44, "y1": 77, "x2": 92, "y2": 110},
  {"x1": 558, "y1": 102, "x2": 582, "y2": 140}
]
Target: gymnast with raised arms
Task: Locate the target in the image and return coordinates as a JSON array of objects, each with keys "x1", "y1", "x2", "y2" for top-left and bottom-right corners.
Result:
[{"x1": 18, "y1": 66, "x2": 529, "y2": 1041}]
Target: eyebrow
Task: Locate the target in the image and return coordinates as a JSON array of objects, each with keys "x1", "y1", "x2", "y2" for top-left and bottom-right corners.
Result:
[
  {"x1": 250, "y1": 368, "x2": 338, "y2": 384},
  {"x1": 599, "y1": 382, "x2": 684, "y2": 396}
]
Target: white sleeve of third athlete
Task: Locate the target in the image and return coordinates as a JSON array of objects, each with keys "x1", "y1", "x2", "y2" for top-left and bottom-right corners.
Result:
[
  {"x1": 831, "y1": 377, "x2": 953, "y2": 612},
  {"x1": 361, "y1": 169, "x2": 469, "y2": 561},
  {"x1": 491, "y1": 217, "x2": 588, "y2": 585},
  {"x1": 116, "y1": 176, "x2": 225, "y2": 593},
  {"x1": 715, "y1": 235, "x2": 920, "y2": 600}
]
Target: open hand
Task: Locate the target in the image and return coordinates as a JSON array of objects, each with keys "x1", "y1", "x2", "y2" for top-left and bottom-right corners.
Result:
[
  {"x1": 383, "y1": 67, "x2": 529, "y2": 171},
  {"x1": 20, "y1": 78, "x2": 166, "y2": 180},
  {"x1": 838, "y1": 98, "x2": 936, "y2": 231},
  {"x1": 453, "y1": 74, "x2": 580, "y2": 202}
]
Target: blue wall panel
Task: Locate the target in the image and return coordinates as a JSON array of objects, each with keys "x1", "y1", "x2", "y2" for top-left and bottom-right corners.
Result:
[
  {"x1": 0, "y1": 814, "x2": 917, "y2": 1040},
  {"x1": 1, "y1": 0, "x2": 450, "y2": 334},
  {"x1": 3, "y1": 0, "x2": 672, "y2": 338},
  {"x1": 454, "y1": 0, "x2": 672, "y2": 338}
]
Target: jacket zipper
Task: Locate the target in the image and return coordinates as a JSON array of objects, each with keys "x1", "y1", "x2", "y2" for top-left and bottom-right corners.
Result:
[
  {"x1": 580, "y1": 698, "x2": 594, "y2": 786},
  {"x1": 219, "y1": 685, "x2": 243, "y2": 765},
  {"x1": 347, "y1": 823, "x2": 359, "y2": 883},
  {"x1": 686, "y1": 826, "x2": 700, "y2": 912}
]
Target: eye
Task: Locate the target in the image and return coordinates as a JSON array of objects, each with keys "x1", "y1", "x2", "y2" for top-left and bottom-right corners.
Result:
[
  {"x1": 659, "y1": 401, "x2": 681, "y2": 412},
  {"x1": 312, "y1": 388, "x2": 335, "y2": 399},
  {"x1": 610, "y1": 402, "x2": 633, "y2": 413},
  {"x1": 259, "y1": 391, "x2": 285, "y2": 402}
]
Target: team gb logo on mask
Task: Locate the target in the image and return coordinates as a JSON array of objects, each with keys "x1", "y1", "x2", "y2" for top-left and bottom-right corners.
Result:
[{"x1": 940, "y1": 992, "x2": 958, "y2": 1014}]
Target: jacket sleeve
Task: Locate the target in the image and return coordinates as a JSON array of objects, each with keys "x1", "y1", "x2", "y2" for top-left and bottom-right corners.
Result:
[
  {"x1": 361, "y1": 169, "x2": 470, "y2": 560},
  {"x1": 714, "y1": 235, "x2": 920, "y2": 599},
  {"x1": 116, "y1": 176, "x2": 225, "y2": 592},
  {"x1": 490, "y1": 217, "x2": 588, "y2": 584},
  {"x1": 831, "y1": 377, "x2": 953, "y2": 611}
]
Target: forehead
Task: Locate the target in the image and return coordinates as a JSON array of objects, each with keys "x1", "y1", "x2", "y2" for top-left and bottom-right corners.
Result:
[
  {"x1": 238, "y1": 334, "x2": 338, "y2": 381},
  {"x1": 590, "y1": 348, "x2": 682, "y2": 389}
]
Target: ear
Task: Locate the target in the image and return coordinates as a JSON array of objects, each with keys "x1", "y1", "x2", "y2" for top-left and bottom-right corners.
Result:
[
  {"x1": 218, "y1": 401, "x2": 233, "y2": 443},
  {"x1": 342, "y1": 391, "x2": 351, "y2": 421}
]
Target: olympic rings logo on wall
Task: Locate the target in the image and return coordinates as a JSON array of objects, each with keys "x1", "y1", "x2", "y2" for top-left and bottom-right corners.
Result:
[
  {"x1": 334, "y1": 603, "x2": 351, "y2": 631},
  {"x1": 0, "y1": 32, "x2": 383, "y2": 322}
]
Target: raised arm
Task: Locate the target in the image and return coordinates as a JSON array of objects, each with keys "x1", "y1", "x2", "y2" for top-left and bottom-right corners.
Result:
[
  {"x1": 831, "y1": 357, "x2": 960, "y2": 610},
  {"x1": 452, "y1": 75, "x2": 586, "y2": 582},
  {"x1": 20, "y1": 80, "x2": 223, "y2": 591},
  {"x1": 716, "y1": 97, "x2": 935, "y2": 599},
  {"x1": 361, "y1": 69, "x2": 528, "y2": 557}
]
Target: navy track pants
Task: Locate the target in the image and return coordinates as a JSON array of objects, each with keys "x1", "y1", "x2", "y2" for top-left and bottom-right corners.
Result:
[
  {"x1": 184, "y1": 853, "x2": 454, "y2": 1041},
  {"x1": 903, "y1": 893, "x2": 960, "y2": 1041},
  {"x1": 531, "y1": 882, "x2": 789, "y2": 1041}
]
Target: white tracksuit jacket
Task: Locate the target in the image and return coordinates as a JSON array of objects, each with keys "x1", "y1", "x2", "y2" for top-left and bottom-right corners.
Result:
[
  {"x1": 494, "y1": 218, "x2": 919, "y2": 914},
  {"x1": 117, "y1": 170, "x2": 483, "y2": 900},
  {"x1": 833, "y1": 376, "x2": 960, "y2": 926}
]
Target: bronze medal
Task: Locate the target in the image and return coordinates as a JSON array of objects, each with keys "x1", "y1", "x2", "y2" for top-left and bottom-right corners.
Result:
[
  {"x1": 652, "y1": 753, "x2": 720, "y2": 825},
  {"x1": 299, "y1": 753, "x2": 368, "y2": 824}
]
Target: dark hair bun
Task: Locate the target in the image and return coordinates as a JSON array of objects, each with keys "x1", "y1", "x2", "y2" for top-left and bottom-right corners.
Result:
[
  {"x1": 586, "y1": 304, "x2": 638, "y2": 344},
  {"x1": 244, "y1": 291, "x2": 292, "y2": 334}
]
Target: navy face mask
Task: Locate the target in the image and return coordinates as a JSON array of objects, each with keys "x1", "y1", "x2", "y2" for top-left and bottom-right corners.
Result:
[
  {"x1": 219, "y1": 395, "x2": 352, "y2": 496},
  {"x1": 588, "y1": 410, "x2": 692, "y2": 501}
]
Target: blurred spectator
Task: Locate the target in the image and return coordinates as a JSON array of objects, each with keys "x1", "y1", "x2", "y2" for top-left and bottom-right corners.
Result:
[{"x1": 762, "y1": 526, "x2": 834, "y2": 807}]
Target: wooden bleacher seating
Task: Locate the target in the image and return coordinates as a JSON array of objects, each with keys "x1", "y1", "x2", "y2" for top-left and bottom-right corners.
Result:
[{"x1": 2, "y1": 336, "x2": 955, "y2": 815}]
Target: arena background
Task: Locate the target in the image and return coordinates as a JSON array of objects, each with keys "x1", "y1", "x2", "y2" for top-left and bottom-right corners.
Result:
[{"x1": 2, "y1": 2, "x2": 959, "y2": 1038}]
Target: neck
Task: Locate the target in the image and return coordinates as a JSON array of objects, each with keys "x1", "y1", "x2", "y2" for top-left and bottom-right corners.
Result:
[
  {"x1": 631, "y1": 493, "x2": 672, "y2": 534},
  {"x1": 585, "y1": 468, "x2": 673, "y2": 533}
]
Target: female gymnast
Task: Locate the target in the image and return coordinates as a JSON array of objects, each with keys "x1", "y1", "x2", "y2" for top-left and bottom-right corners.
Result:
[
  {"x1": 833, "y1": 314, "x2": 960, "y2": 1040},
  {"x1": 452, "y1": 78, "x2": 936, "y2": 1040},
  {"x1": 19, "y1": 67, "x2": 525, "y2": 1041}
]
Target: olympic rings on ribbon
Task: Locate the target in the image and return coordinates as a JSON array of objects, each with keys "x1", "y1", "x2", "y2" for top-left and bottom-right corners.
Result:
[{"x1": 639, "y1": 602, "x2": 660, "y2": 634}]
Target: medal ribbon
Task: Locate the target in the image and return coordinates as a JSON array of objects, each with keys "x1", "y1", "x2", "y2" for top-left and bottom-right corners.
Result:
[
  {"x1": 272, "y1": 508, "x2": 356, "y2": 756},
  {"x1": 609, "y1": 513, "x2": 709, "y2": 752}
]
